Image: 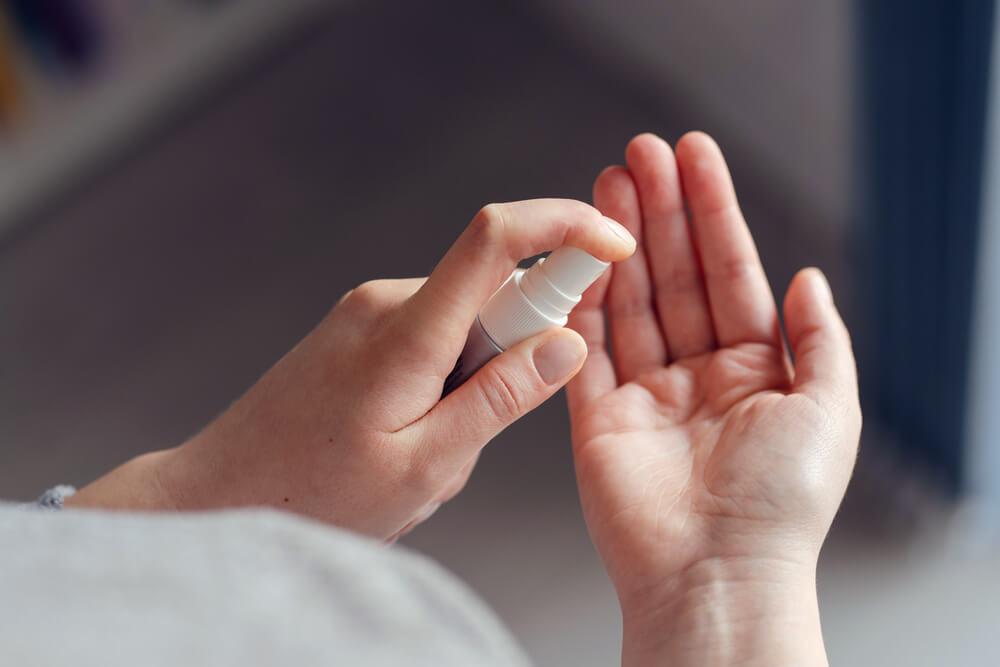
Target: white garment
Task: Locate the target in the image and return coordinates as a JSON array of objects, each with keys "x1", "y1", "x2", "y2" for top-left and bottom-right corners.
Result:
[{"x1": 1, "y1": 505, "x2": 529, "y2": 667}]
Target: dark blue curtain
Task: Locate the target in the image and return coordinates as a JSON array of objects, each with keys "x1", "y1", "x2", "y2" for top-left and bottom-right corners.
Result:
[{"x1": 857, "y1": 0, "x2": 995, "y2": 493}]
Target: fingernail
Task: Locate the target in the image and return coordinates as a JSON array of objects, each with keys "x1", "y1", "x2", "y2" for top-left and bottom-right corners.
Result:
[
  {"x1": 533, "y1": 333, "x2": 586, "y2": 385},
  {"x1": 603, "y1": 216, "x2": 636, "y2": 249}
]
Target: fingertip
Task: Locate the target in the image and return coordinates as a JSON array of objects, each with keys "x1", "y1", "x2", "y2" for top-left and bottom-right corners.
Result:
[
  {"x1": 676, "y1": 132, "x2": 726, "y2": 177},
  {"x1": 624, "y1": 133, "x2": 679, "y2": 201},
  {"x1": 591, "y1": 166, "x2": 640, "y2": 261},
  {"x1": 544, "y1": 325, "x2": 588, "y2": 355},
  {"x1": 784, "y1": 267, "x2": 858, "y2": 408},
  {"x1": 802, "y1": 267, "x2": 834, "y2": 304},
  {"x1": 784, "y1": 267, "x2": 850, "y2": 360},
  {"x1": 595, "y1": 165, "x2": 627, "y2": 199},
  {"x1": 564, "y1": 198, "x2": 635, "y2": 261},
  {"x1": 675, "y1": 132, "x2": 741, "y2": 224},
  {"x1": 676, "y1": 130, "x2": 718, "y2": 156},
  {"x1": 595, "y1": 164, "x2": 628, "y2": 185},
  {"x1": 602, "y1": 216, "x2": 638, "y2": 257},
  {"x1": 784, "y1": 268, "x2": 812, "y2": 317},
  {"x1": 560, "y1": 325, "x2": 589, "y2": 350},
  {"x1": 594, "y1": 165, "x2": 637, "y2": 206},
  {"x1": 629, "y1": 131, "x2": 664, "y2": 145},
  {"x1": 785, "y1": 267, "x2": 833, "y2": 316},
  {"x1": 625, "y1": 132, "x2": 674, "y2": 164}
]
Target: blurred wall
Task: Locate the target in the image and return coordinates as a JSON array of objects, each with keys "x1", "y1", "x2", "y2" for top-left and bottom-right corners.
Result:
[
  {"x1": 532, "y1": 0, "x2": 854, "y2": 230},
  {"x1": 1, "y1": 0, "x2": 854, "y2": 503}
]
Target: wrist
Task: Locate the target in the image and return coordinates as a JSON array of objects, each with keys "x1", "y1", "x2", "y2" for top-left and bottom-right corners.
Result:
[{"x1": 620, "y1": 556, "x2": 827, "y2": 667}]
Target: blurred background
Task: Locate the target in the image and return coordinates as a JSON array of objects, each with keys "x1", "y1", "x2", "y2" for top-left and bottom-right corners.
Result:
[{"x1": 1, "y1": 0, "x2": 998, "y2": 664}]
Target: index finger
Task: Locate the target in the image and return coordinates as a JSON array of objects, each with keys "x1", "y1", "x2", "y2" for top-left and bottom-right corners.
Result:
[{"x1": 404, "y1": 199, "x2": 636, "y2": 355}]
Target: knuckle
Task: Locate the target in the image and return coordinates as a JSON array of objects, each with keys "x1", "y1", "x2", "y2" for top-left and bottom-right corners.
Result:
[
  {"x1": 607, "y1": 293, "x2": 654, "y2": 319},
  {"x1": 334, "y1": 280, "x2": 402, "y2": 333},
  {"x1": 370, "y1": 436, "x2": 420, "y2": 482},
  {"x1": 479, "y1": 365, "x2": 527, "y2": 424},
  {"x1": 469, "y1": 203, "x2": 508, "y2": 249},
  {"x1": 401, "y1": 448, "x2": 449, "y2": 493},
  {"x1": 657, "y1": 266, "x2": 705, "y2": 297},
  {"x1": 711, "y1": 257, "x2": 757, "y2": 283},
  {"x1": 701, "y1": 200, "x2": 742, "y2": 224},
  {"x1": 569, "y1": 199, "x2": 601, "y2": 221},
  {"x1": 345, "y1": 279, "x2": 386, "y2": 310}
]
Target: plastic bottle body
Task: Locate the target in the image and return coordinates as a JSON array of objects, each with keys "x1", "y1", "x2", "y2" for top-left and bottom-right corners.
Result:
[
  {"x1": 441, "y1": 316, "x2": 505, "y2": 396},
  {"x1": 440, "y1": 247, "x2": 608, "y2": 397}
]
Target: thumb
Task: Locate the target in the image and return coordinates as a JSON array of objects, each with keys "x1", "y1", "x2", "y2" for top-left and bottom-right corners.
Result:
[
  {"x1": 783, "y1": 268, "x2": 858, "y2": 411},
  {"x1": 403, "y1": 327, "x2": 587, "y2": 471}
]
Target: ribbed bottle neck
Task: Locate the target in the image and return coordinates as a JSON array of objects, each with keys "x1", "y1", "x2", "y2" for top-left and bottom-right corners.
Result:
[
  {"x1": 519, "y1": 257, "x2": 580, "y2": 319},
  {"x1": 478, "y1": 247, "x2": 609, "y2": 351}
]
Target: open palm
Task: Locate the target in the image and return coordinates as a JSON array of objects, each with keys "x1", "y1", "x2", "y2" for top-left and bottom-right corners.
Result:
[{"x1": 566, "y1": 133, "x2": 861, "y2": 608}]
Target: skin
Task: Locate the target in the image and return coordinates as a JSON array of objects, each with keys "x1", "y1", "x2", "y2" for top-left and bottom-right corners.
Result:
[
  {"x1": 566, "y1": 132, "x2": 861, "y2": 666},
  {"x1": 66, "y1": 132, "x2": 861, "y2": 665},
  {"x1": 67, "y1": 198, "x2": 637, "y2": 540}
]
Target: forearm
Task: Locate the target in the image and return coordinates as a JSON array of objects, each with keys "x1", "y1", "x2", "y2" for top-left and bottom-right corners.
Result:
[{"x1": 620, "y1": 557, "x2": 828, "y2": 667}]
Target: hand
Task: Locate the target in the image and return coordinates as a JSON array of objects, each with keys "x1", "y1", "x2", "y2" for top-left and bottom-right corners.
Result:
[
  {"x1": 566, "y1": 133, "x2": 861, "y2": 666},
  {"x1": 67, "y1": 199, "x2": 635, "y2": 540}
]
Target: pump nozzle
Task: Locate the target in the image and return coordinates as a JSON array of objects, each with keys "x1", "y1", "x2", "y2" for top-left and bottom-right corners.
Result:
[{"x1": 538, "y1": 246, "x2": 610, "y2": 298}]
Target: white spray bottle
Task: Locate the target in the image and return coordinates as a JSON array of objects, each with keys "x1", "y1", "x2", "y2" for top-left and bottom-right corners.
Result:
[{"x1": 442, "y1": 246, "x2": 609, "y2": 396}]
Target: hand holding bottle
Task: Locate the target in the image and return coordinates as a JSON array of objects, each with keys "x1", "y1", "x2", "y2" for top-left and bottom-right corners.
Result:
[{"x1": 68, "y1": 199, "x2": 635, "y2": 540}]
